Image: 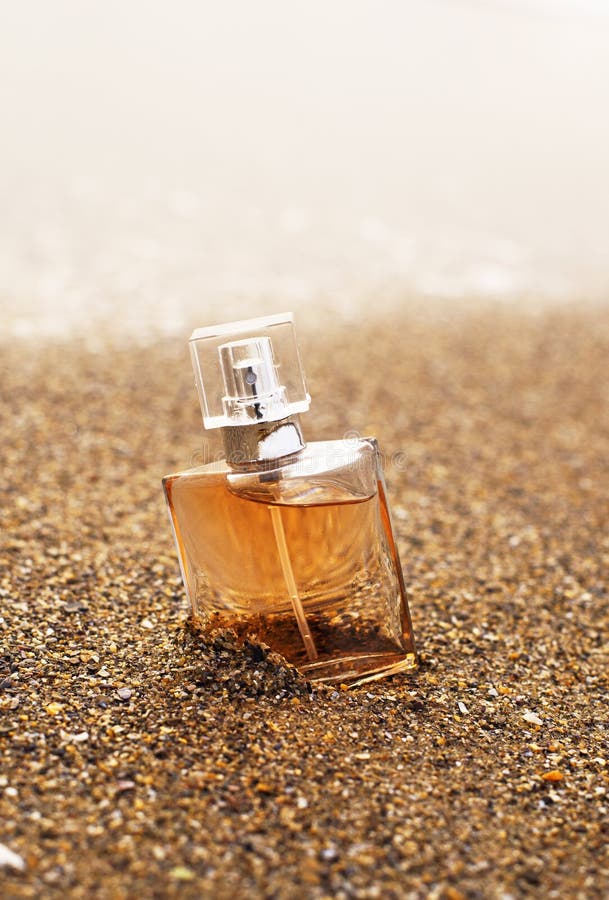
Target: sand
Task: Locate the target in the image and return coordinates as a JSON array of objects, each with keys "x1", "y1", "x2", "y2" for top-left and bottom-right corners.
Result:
[{"x1": 1, "y1": 304, "x2": 608, "y2": 898}]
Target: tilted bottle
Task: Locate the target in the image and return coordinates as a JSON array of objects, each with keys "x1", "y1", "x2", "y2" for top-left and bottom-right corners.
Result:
[{"x1": 162, "y1": 312, "x2": 417, "y2": 686}]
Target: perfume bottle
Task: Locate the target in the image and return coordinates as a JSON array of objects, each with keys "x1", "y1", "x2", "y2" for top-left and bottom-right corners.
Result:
[{"x1": 163, "y1": 313, "x2": 417, "y2": 686}]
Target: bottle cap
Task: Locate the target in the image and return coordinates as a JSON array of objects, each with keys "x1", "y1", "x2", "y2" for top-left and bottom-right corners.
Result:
[{"x1": 189, "y1": 312, "x2": 310, "y2": 429}]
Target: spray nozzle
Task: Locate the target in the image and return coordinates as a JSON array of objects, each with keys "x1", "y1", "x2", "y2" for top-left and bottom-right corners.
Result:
[{"x1": 219, "y1": 336, "x2": 288, "y2": 423}]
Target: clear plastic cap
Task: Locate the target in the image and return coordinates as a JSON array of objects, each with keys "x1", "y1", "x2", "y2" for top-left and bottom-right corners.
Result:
[{"x1": 189, "y1": 312, "x2": 311, "y2": 429}]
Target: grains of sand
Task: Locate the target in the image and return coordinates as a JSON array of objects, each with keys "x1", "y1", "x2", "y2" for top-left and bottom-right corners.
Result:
[{"x1": 1, "y1": 305, "x2": 608, "y2": 898}]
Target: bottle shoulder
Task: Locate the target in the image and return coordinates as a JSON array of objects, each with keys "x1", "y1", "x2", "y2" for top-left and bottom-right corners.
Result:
[
  {"x1": 162, "y1": 457, "x2": 230, "y2": 483},
  {"x1": 163, "y1": 437, "x2": 381, "y2": 506},
  {"x1": 288, "y1": 437, "x2": 379, "y2": 473},
  {"x1": 163, "y1": 438, "x2": 379, "y2": 478}
]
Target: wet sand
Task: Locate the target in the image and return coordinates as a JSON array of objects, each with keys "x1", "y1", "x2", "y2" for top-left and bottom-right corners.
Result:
[{"x1": 1, "y1": 304, "x2": 608, "y2": 898}]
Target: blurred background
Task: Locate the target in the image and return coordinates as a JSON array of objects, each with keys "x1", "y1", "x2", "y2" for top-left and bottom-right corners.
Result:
[{"x1": 1, "y1": 0, "x2": 608, "y2": 339}]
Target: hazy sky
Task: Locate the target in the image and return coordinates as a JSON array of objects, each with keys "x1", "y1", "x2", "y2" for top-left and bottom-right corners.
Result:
[{"x1": 1, "y1": 1, "x2": 608, "y2": 333}]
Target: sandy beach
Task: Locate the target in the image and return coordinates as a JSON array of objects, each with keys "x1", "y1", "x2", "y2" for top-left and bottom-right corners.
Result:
[{"x1": 1, "y1": 303, "x2": 608, "y2": 898}]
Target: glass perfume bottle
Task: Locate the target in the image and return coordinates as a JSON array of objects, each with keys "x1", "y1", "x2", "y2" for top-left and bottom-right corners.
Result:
[{"x1": 162, "y1": 313, "x2": 417, "y2": 687}]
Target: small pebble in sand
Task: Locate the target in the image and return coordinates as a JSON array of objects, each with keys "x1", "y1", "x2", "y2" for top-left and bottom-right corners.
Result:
[{"x1": 0, "y1": 842, "x2": 25, "y2": 871}]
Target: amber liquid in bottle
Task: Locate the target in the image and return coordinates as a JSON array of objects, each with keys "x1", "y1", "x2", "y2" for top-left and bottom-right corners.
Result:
[{"x1": 164, "y1": 440, "x2": 416, "y2": 686}]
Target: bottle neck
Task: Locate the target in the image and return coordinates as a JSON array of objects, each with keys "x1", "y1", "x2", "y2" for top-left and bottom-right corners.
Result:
[{"x1": 221, "y1": 414, "x2": 305, "y2": 469}]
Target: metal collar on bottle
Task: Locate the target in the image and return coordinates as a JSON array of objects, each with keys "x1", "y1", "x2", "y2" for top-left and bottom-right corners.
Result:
[{"x1": 221, "y1": 415, "x2": 305, "y2": 468}]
